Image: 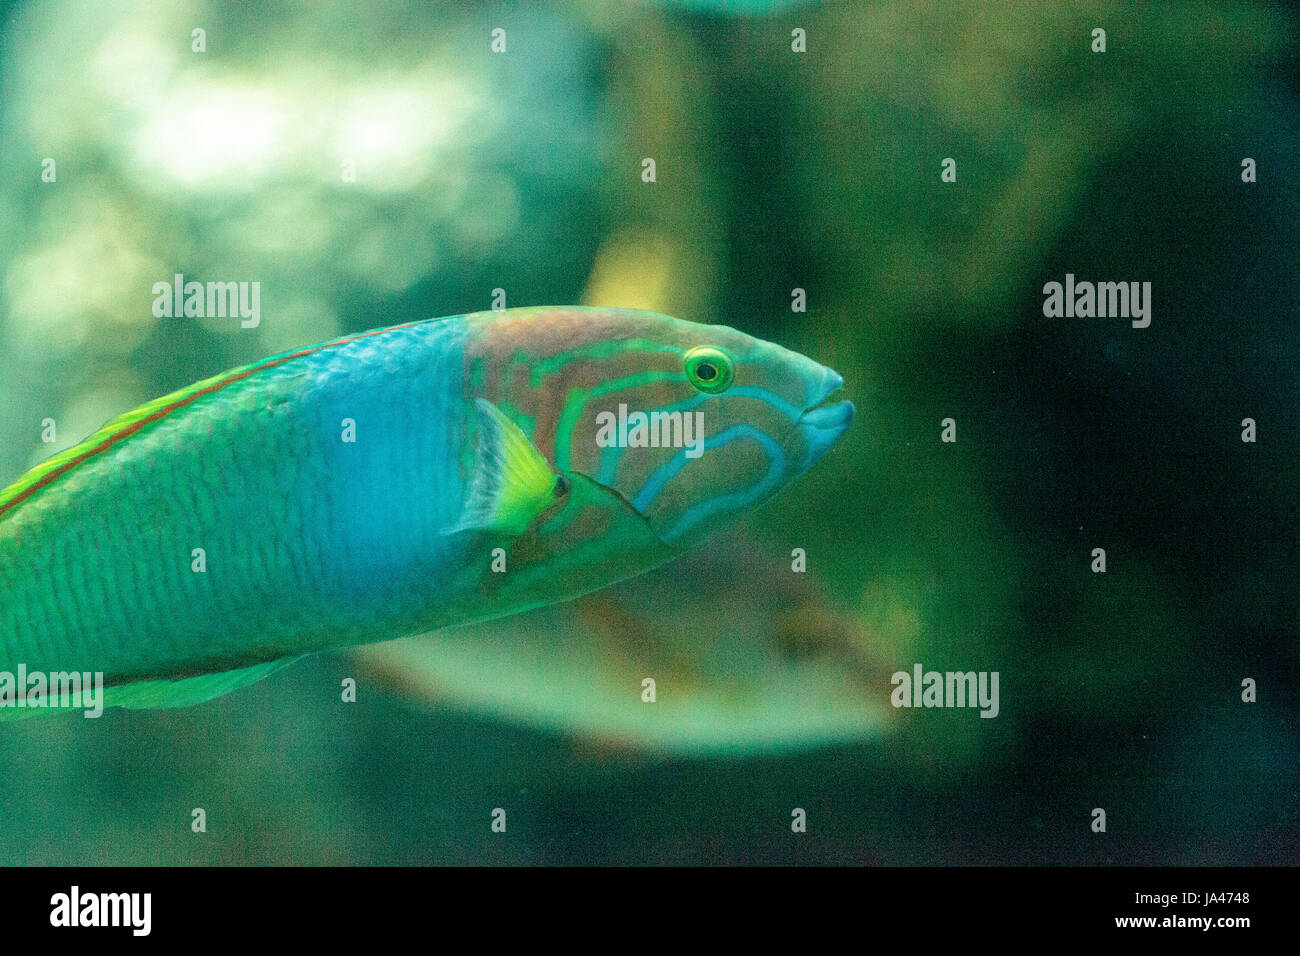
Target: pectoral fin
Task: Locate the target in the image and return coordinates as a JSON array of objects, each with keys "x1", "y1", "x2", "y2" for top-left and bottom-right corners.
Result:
[{"x1": 446, "y1": 399, "x2": 557, "y2": 536}]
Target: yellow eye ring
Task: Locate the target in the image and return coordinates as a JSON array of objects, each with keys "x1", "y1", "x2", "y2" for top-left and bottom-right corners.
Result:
[{"x1": 684, "y1": 346, "x2": 734, "y2": 393}]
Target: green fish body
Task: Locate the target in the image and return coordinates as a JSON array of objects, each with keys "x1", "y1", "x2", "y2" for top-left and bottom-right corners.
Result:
[{"x1": 0, "y1": 307, "x2": 852, "y2": 714}]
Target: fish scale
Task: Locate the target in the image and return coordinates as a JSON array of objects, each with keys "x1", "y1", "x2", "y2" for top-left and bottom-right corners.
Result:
[{"x1": 0, "y1": 320, "x2": 472, "y2": 679}]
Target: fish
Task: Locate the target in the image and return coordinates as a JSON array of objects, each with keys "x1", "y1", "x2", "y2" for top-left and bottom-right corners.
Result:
[
  {"x1": 0, "y1": 306, "x2": 853, "y2": 716},
  {"x1": 354, "y1": 533, "x2": 895, "y2": 755}
]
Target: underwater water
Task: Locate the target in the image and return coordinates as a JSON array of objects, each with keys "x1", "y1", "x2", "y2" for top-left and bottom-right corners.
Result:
[{"x1": 0, "y1": 0, "x2": 1295, "y2": 867}]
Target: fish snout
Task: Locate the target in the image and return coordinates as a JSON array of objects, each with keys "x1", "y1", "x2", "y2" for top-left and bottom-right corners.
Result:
[{"x1": 796, "y1": 366, "x2": 854, "y2": 469}]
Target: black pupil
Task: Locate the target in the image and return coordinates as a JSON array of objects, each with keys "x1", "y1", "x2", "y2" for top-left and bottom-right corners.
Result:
[
  {"x1": 696, "y1": 362, "x2": 717, "y2": 381},
  {"x1": 553, "y1": 474, "x2": 569, "y2": 497}
]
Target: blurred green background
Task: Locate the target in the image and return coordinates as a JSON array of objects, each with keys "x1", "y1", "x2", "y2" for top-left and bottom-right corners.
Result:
[{"x1": 0, "y1": 0, "x2": 1295, "y2": 864}]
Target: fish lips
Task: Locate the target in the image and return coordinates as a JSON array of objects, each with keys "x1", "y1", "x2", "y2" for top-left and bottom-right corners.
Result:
[{"x1": 796, "y1": 369, "x2": 854, "y2": 469}]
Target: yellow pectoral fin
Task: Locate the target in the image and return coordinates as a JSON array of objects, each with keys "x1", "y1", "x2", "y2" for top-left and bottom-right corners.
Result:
[{"x1": 447, "y1": 399, "x2": 557, "y2": 536}]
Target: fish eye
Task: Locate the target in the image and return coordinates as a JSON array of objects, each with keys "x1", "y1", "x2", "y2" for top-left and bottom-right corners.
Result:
[
  {"x1": 684, "y1": 346, "x2": 734, "y2": 394},
  {"x1": 553, "y1": 474, "x2": 569, "y2": 498}
]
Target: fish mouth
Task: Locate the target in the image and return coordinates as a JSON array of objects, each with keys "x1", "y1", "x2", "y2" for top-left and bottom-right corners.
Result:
[{"x1": 796, "y1": 368, "x2": 854, "y2": 469}]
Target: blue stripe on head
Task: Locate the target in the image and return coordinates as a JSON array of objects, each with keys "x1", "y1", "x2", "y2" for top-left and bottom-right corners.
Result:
[
  {"x1": 599, "y1": 386, "x2": 800, "y2": 487},
  {"x1": 632, "y1": 425, "x2": 787, "y2": 542},
  {"x1": 595, "y1": 392, "x2": 711, "y2": 486},
  {"x1": 724, "y1": 385, "x2": 803, "y2": 423}
]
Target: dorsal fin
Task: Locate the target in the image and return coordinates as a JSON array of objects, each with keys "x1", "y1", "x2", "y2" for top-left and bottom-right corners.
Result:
[
  {"x1": 0, "y1": 319, "x2": 433, "y2": 521},
  {"x1": 0, "y1": 366, "x2": 243, "y2": 521}
]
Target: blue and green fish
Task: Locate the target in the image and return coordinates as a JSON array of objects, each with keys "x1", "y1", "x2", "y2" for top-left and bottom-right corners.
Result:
[{"x1": 0, "y1": 307, "x2": 852, "y2": 714}]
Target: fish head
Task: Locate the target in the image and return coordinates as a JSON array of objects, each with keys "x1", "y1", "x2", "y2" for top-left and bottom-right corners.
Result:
[{"x1": 461, "y1": 306, "x2": 853, "y2": 609}]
